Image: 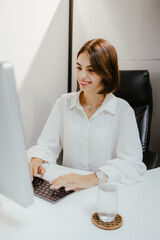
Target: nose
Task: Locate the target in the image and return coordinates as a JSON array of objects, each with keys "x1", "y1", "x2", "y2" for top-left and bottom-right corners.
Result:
[{"x1": 79, "y1": 70, "x2": 87, "y2": 80}]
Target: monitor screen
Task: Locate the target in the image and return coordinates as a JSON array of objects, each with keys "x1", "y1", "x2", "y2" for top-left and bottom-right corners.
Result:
[{"x1": 0, "y1": 62, "x2": 34, "y2": 208}]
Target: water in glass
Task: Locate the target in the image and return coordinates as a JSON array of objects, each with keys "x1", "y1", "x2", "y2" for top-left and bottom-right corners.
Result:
[{"x1": 97, "y1": 183, "x2": 117, "y2": 222}]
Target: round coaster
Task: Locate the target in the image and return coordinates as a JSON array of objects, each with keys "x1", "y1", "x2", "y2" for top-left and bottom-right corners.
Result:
[{"x1": 91, "y1": 212, "x2": 123, "y2": 230}]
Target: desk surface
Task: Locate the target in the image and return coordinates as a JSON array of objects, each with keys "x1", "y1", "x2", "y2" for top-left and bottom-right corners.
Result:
[{"x1": 1, "y1": 164, "x2": 160, "y2": 240}]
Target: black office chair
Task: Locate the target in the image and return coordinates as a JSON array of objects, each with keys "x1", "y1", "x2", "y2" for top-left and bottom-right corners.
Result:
[{"x1": 114, "y1": 70, "x2": 158, "y2": 170}]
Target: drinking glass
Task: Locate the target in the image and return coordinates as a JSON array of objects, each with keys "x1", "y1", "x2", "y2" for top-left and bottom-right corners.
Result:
[{"x1": 97, "y1": 171, "x2": 118, "y2": 222}]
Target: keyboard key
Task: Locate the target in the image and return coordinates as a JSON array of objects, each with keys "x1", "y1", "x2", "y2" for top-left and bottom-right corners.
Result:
[{"x1": 32, "y1": 176, "x2": 74, "y2": 203}]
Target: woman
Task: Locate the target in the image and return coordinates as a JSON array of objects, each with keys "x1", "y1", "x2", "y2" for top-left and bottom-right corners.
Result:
[{"x1": 28, "y1": 38, "x2": 146, "y2": 191}]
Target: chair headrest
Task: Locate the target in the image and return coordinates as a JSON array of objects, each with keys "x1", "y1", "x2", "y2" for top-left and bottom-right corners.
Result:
[{"x1": 115, "y1": 70, "x2": 152, "y2": 107}]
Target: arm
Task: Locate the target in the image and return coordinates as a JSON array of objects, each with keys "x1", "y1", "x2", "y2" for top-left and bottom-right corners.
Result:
[
  {"x1": 27, "y1": 99, "x2": 62, "y2": 179},
  {"x1": 27, "y1": 98, "x2": 62, "y2": 164},
  {"x1": 99, "y1": 107, "x2": 146, "y2": 184}
]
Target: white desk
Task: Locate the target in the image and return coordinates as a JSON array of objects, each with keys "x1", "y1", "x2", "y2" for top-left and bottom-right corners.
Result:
[{"x1": 1, "y1": 164, "x2": 160, "y2": 240}]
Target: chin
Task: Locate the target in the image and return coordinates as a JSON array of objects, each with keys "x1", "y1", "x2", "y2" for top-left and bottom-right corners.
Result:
[{"x1": 80, "y1": 84, "x2": 92, "y2": 90}]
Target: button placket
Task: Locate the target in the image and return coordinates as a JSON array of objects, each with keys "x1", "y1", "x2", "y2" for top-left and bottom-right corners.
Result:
[{"x1": 82, "y1": 120, "x2": 89, "y2": 170}]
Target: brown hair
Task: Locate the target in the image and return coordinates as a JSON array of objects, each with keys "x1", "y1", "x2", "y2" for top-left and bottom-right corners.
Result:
[{"x1": 77, "y1": 38, "x2": 120, "y2": 94}]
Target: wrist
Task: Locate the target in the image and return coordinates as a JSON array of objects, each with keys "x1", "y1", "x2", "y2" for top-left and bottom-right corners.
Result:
[
  {"x1": 94, "y1": 170, "x2": 108, "y2": 183},
  {"x1": 90, "y1": 173, "x2": 99, "y2": 185}
]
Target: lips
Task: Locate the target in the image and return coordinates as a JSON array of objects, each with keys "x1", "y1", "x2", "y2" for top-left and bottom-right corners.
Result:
[{"x1": 80, "y1": 81, "x2": 92, "y2": 86}]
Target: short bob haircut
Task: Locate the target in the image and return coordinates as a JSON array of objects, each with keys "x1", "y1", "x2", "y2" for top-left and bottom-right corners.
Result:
[{"x1": 77, "y1": 38, "x2": 120, "y2": 95}]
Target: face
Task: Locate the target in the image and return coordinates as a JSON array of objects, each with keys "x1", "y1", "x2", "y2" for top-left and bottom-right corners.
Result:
[{"x1": 76, "y1": 52, "x2": 103, "y2": 94}]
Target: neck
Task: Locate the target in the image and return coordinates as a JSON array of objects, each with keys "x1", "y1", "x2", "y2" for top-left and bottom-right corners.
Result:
[{"x1": 80, "y1": 91, "x2": 105, "y2": 107}]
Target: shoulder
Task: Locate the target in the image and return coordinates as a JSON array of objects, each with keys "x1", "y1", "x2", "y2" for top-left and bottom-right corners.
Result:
[
  {"x1": 114, "y1": 95, "x2": 135, "y2": 115},
  {"x1": 59, "y1": 92, "x2": 77, "y2": 100},
  {"x1": 113, "y1": 96, "x2": 139, "y2": 131},
  {"x1": 55, "y1": 91, "x2": 79, "y2": 108}
]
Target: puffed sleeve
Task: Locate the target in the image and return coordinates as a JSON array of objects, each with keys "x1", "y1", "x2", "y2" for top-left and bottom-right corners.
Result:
[
  {"x1": 27, "y1": 98, "x2": 62, "y2": 164},
  {"x1": 99, "y1": 106, "x2": 147, "y2": 184}
]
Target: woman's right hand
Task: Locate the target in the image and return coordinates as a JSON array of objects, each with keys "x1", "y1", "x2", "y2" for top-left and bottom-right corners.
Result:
[{"x1": 28, "y1": 157, "x2": 46, "y2": 181}]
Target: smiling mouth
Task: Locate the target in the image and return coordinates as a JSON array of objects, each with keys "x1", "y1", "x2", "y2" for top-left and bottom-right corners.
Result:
[{"x1": 80, "y1": 81, "x2": 92, "y2": 86}]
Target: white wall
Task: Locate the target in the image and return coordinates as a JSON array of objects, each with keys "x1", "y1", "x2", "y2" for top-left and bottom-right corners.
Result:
[
  {"x1": 0, "y1": 0, "x2": 69, "y2": 148},
  {"x1": 72, "y1": 0, "x2": 160, "y2": 165}
]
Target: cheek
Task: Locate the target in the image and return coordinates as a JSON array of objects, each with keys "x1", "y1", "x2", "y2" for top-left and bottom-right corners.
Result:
[
  {"x1": 95, "y1": 77, "x2": 103, "y2": 85},
  {"x1": 92, "y1": 76, "x2": 101, "y2": 84}
]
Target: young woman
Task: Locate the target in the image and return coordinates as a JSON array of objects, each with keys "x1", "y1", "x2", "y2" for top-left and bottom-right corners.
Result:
[{"x1": 28, "y1": 38, "x2": 146, "y2": 191}]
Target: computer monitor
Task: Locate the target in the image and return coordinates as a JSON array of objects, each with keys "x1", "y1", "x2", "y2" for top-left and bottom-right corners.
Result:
[{"x1": 0, "y1": 62, "x2": 34, "y2": 208}]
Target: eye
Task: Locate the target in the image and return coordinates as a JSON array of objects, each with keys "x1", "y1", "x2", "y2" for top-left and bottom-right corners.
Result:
[
  {"x1": 88, "y1": 69, "x2": 94, "y2": 72},
  {"x1": 76, "y1": 66, "x2": 82, "y2": 70}
]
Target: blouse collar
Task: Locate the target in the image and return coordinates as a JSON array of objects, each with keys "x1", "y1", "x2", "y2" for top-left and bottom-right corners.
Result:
[{"x1": 69, "y1": 90, "x2": 117, "y2": 115}]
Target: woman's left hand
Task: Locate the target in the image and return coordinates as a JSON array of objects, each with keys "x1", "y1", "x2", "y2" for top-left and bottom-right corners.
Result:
[{"x1": 49, "y1": 173, "x2": 99, "y2": 191}]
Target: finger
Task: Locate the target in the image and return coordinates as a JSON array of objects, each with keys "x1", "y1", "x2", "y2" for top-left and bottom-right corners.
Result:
[
  {"x1": 49, "y1": 176, "x2": 62, "y2": 185},
  {"x1": 41, "y1": 167, "x2": 46, "y2": 175},
  {"x1": 65, "y1": 184, "x2": 77, "y2": 191},
  {"x1": 49, "y1": 173, "x2": 74, "y2": 185},
  {"x1": 50, "y1": 177, "x2": 72, "y2": 189},
  {"x1": 50, "y1": 181, "x2": 64, "y2": 189},
  {"x1": 38, "y1": 166, "x2": 46, "y2": 175},
  {"x1": 33, "y1": 165, "x2": 38, "y2": 176},
  {"x1": 49, "y1": 173, "x2": 76, "y2": 189},
  {"x1": 29, "y1": 165, "x2": 34, "y2": 181}
]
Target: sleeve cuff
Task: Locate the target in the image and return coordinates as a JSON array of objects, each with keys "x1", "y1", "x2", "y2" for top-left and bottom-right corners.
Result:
[
  {"x1": 99, "y1": 165, "x2": 120, "y2": 184},
  {"x1": 27, "y1": 145, "x2": 57, "y2": 164},
  {"x1": 99, "y1": 162, "x2": 146, "y2": 185}
]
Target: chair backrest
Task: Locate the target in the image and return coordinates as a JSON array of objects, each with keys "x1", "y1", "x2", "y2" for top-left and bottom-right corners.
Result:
[{"x1": 114, "y1": 70, "x2": 153, "y2": 152}]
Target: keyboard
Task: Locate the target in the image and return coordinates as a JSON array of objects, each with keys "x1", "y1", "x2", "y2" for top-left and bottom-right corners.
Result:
[{"x1": 32, "y1": 176, "x2": 74, "y2": 203}]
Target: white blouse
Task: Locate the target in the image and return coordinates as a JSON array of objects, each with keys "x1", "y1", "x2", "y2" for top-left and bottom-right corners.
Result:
[{"x1": 27, "y1": 91, "x2": 146, "y2": 184}]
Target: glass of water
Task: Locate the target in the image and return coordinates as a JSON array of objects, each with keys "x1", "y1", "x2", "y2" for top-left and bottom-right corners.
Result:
[{"x1": 97, "y1": 171, "x2": 118, "y2": 222}]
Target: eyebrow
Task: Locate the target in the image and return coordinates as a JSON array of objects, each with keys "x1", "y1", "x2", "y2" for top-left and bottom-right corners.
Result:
[{"x1": 76, "y1": 62, "x2": 92, "y2": 68}]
